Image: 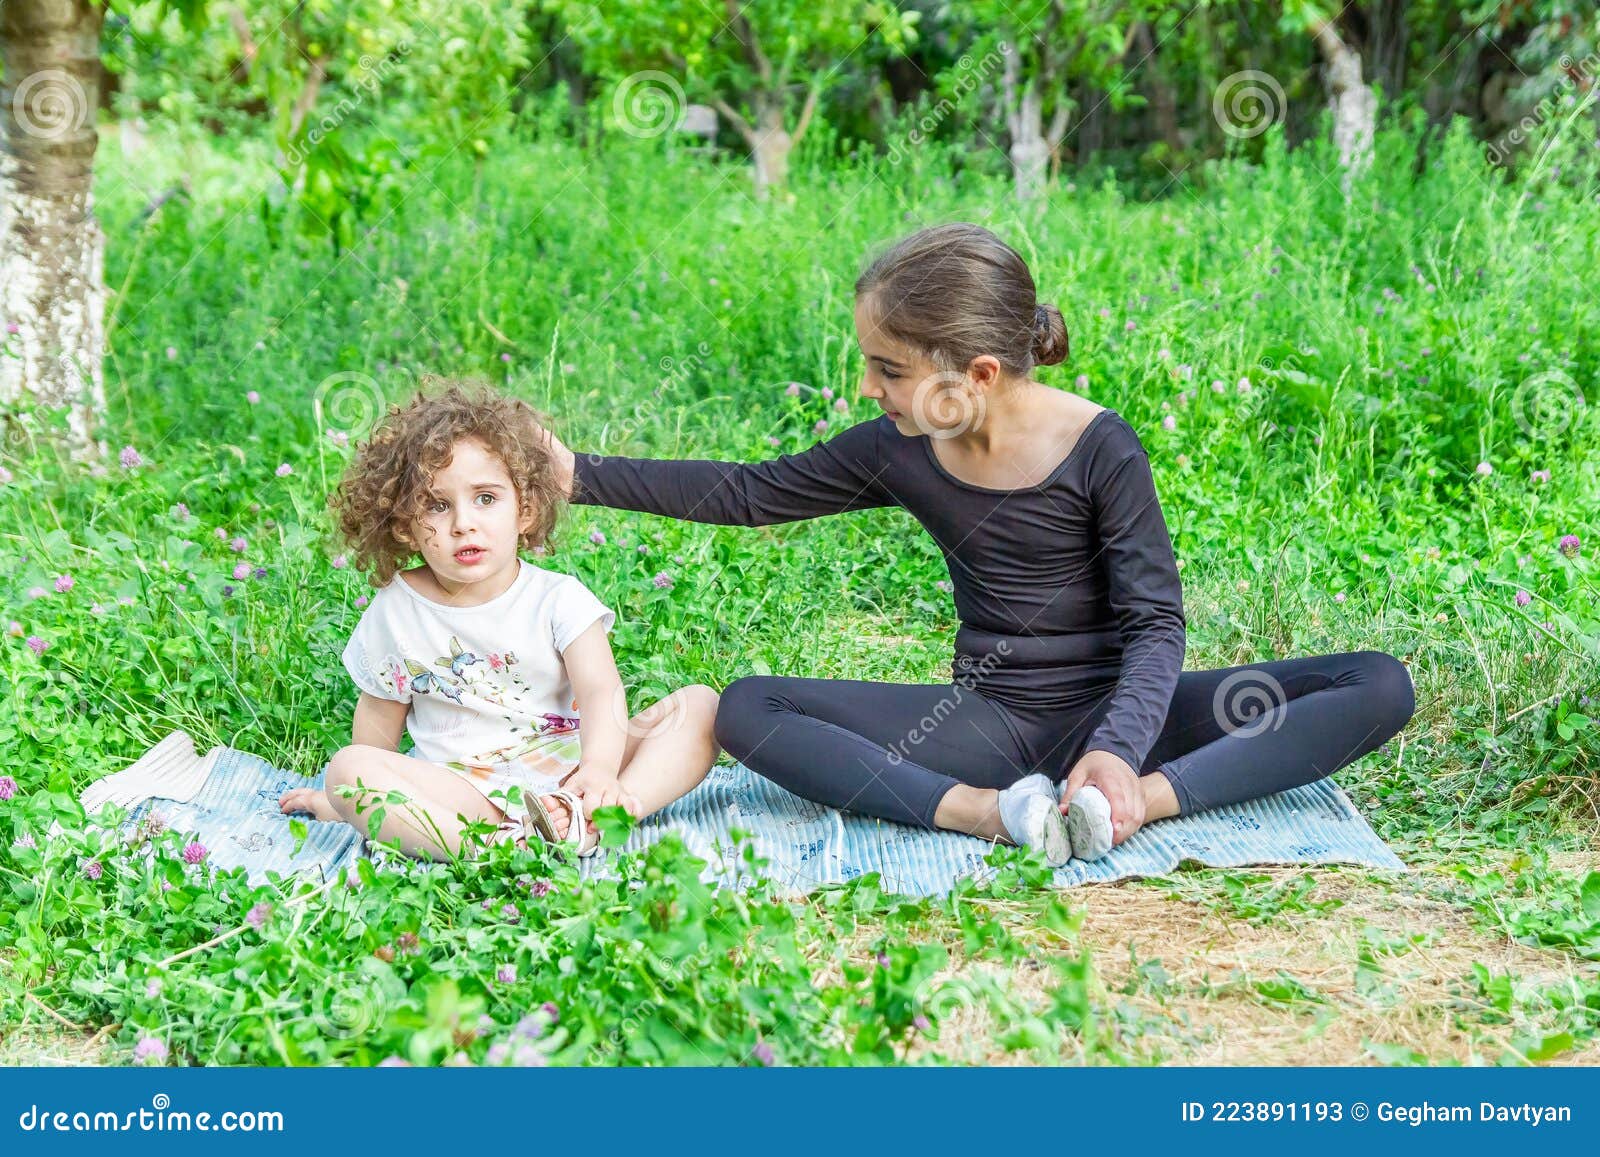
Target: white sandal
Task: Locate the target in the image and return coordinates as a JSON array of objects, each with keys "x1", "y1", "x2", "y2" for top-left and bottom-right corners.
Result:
[
  {"x1": 484, "y1": 818, "x2": 529, "y2": 856},
  {"x1": 522, "y1": 788, "x2": 602, "y2": 858}
]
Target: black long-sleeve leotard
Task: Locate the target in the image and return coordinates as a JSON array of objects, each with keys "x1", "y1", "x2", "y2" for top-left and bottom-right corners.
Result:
[{"x1": 570, "y1": 408, "x2": 1187, "y2": 774}]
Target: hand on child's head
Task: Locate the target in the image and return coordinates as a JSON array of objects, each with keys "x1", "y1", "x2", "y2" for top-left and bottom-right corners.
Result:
[
  {"x1": 531, "y1": 422, "x2": 575, "y2": 498},
  {"x1": 332, "y1": 379, "x2": 566, "y2": 583}
]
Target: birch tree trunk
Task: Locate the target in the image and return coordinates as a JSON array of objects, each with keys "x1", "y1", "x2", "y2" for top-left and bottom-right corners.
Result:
[
  {"x1": 1311, "y1": 18, "x2": 1377, "y2": 192},
  {"x1": 750, "y1": 101, "x2": 792, "y2": 198},
  {"x1": 0, "y1": 0, "x2": 106, "y2": 458},
  {"x1": 1003, "y1": 45, "x2": 1049, "y2": 202}
]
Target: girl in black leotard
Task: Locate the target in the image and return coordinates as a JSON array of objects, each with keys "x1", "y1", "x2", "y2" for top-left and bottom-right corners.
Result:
[{"x1": 540, "y1": 223, "x2": 1415, "y2": 865}]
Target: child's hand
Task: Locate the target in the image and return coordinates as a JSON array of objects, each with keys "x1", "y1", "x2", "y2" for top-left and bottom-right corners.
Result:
[{"x1": 562, "y1": 765, "x2": 642, "y2": 818}]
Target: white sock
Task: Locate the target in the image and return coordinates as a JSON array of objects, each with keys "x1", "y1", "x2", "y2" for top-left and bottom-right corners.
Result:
[
  {"x1": 996, "y1": 774, "x2": 1072, "y2": 867},
  {"x1": 1063, "y1": 784, "x2": 1114, "y2": 861}
]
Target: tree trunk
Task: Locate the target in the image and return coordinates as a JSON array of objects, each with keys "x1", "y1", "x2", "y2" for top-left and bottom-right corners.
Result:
[
  {"x1": 1010, "y1": 96, "x2": 1048, "y2": 202},
  {"x1": 0, "y1": 0, "x2": 106, "y2": 458},
  {"x1": 1311, "y1": 19, "x2": 1377, "y2": 192},
  {"x1": 1003, "y1": 45, "x2": 1048, "y2": 202},
  {"x1": 750, "y1": 101, "x2": 792, "y2": 199}
]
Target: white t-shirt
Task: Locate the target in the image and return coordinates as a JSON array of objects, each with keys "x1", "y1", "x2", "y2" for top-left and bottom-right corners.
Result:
[{"x1": 341, "y1": 559, "x2": 616, "y2": 768}]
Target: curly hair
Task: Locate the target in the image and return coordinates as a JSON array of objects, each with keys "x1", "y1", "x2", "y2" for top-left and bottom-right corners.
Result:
[{"x1": 332, "y1": 377, "x2": 565, "y2": 586}]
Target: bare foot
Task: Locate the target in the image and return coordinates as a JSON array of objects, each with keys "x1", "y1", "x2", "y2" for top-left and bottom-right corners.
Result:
[
  {"x1": 520, "y1": 793, "x2": 601, "y2": 855},
  {"x1": 279, "y1": 787, "x2": 341, "y2": 822},
  {"x1": 539, "y1": 794, "x2": 573, "y2": 840}
]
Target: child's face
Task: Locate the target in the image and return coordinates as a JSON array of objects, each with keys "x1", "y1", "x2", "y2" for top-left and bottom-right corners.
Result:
[
  {"x1": 853, "y1": 296, "x2": 989, "y2": 439},
  {"x1": 401, "y1": 438, "x2": 536, "y2": 589}
]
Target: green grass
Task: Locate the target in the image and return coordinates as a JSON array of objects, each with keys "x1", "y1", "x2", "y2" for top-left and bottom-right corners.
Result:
[{"x1": 0, "y1": 111, "x2": 1596, "y2": 1065}]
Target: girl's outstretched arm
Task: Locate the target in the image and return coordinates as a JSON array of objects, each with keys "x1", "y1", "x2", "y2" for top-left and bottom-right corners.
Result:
[{"x1": 545, "y1": 418, "x2": 895, "y2": 527}]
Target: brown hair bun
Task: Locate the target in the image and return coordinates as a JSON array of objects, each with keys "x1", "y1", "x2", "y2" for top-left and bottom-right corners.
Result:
[{"x1": 1031, "y1": 304, "x2": 1069, "y2": 366}]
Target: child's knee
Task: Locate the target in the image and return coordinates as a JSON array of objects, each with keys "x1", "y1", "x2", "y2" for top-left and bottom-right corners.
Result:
[
  {"x1": 675, "y1": 683, "x2": 720, "y2": 722},
  {"x1": 643, "y1": 683, "x2": 718, "y2": 730},
  {"x1": 680, "y1": 684, "x2": 722, "y2": 753},
  {"x1": 326, "y1": 744, "x2": 384, "y2": 788}
]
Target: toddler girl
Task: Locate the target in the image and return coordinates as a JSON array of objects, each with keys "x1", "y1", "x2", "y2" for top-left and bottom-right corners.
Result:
[{"x1": 280, "y1": 380, "x2": 720, "y2": 859}]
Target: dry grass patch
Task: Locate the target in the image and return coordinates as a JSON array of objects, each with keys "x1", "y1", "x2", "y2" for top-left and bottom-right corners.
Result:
[{"x1": 907, "y1": 856, "x2": 1599, "y2": 1066}]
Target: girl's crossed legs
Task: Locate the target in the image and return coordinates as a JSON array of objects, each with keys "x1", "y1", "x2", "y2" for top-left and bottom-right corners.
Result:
[
  {"x1": 713, "y1": 675, "x2": 1040, "y2": 843},
  {"x1": 279, "y1": 685, "x2": 721, "y2": 860},
  {"x1": 713, "y1": 650, "x2": 1415, "y2": 843},
  {"x1": 1134, "y1": 649, "x2": 1416, "y2": 815}
]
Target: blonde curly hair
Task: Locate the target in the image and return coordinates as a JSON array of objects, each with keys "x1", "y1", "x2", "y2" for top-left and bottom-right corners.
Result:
[{"x1": 332, "y1": 377, "x2": 565, "y2": 586}]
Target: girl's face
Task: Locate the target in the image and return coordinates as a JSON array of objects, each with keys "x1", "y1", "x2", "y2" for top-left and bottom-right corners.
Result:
[
  {"x1": 853, "y1": 296, "x2": 996, "y2": 439},
  {"x1": 402, "y1": 438, "x2": 536, "y2": 593}
]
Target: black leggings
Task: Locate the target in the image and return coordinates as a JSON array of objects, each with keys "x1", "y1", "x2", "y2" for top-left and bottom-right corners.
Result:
[{"x1": 712, "y1": 651, "x2": 1416, "y2": 829}]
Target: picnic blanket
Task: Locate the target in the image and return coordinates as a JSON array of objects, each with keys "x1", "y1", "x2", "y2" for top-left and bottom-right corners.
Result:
[{"x1": 83, "y1": 732, "x2": 1407, "y2": 896}]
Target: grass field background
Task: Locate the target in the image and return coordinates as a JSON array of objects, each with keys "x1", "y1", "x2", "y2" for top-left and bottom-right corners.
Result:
[{"x1": 1, "y1": 114, "x2": 1596, "y2": 1065}]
